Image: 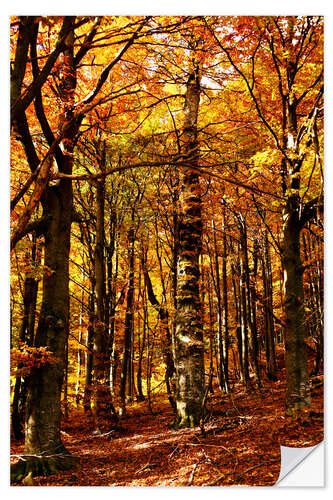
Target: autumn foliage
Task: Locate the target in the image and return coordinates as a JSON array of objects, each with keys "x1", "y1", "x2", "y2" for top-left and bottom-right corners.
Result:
[{"x1": 10, "y1": 15, "x2": 323, "y2": 486}]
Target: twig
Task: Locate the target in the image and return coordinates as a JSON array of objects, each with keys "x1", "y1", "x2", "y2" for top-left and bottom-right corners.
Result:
[
  {"x1": 235, "y1": 459, "x2": 280, "y2": 480},
  {"x1": 186, "y1": 442, "x2": 236, "y2": 458},
  {"x1": 136, "y1": 453, "x2": 153, "y2": 474},
  {"x1": 227, "y1": 394, "x2": 243, "y2": 416},
  {"x1": 208, "y1": 459, "x2": 279, "y2": 486},
  {"x1": 187, "y1": 462, "x2": 199, "y2": 486},
  {"x1": 169, "y1": 444, "x2": 180, "y2": 458}
]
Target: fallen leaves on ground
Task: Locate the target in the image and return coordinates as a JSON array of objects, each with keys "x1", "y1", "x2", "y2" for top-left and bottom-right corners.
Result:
[{"x1": 11, "y1": 348, "x2": 323, "y2": 486}]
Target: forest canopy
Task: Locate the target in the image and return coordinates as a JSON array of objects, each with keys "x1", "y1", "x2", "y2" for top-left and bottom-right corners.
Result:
[{"x1": 10, "y1": 15, "x2": 323, "y2": 486}]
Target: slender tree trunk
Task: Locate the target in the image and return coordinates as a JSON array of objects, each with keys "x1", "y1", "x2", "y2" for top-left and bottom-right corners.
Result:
[
  {"x1": 240, "y1": 220, "x2": 260, "y2": 385},
  {"x1": 221, "y1": 207, "x2": 229, "y2": 390},
  {"x1": 136, "y1": 266, "x2": 146, "y2": 401},
  {"x1": 143, "y1": 260, "x2": 175, "y2": 408},
  {"x1": 171, "y1": 180, "x2": 180, "y2": 341},
  {"x1": 207, "y1": 274, "x2": 215, "y2": 394},
  {"x1": 261, "y1": 230, "x2": 277, "y2": 380},
  {"x1": 302, "y1": 232, "x2": 323, "y2": 375},
  {"x1": 12, "y1": 236, "x2": 39, "y2": 439},
  {"x1": 231, "y1": 260, "x2": 241, "y2": 381},
  {"x1": 106, "y1": 208, "x2": 117, "y2": 393},
  {"x1": 120, "y1": 220, "x2": 135, "y2": 409},
  {"x1": 91, "y1": 150, "x2": 117, "y2": 430},
  {"x1": 212, "y1": 219, "x2": 226, "y2": 393},
  {"x1": 83, "y1": 284, "x2": 94, "y2": 413},
  {"x1": 249, "y1": 237, "x2": 260, "y2": 386},
  {"x1": 75, "y1": 271, "x2": 85, "y2": 406},
  {"x1": 109, "y1": 231, "x2": 119, "y2": 395},
  {"x1": 174, "y1": 67, "x2": 205, "y2": 427},
  {"x1": 63, "y1": 334, "x2": 69, "y2": 420},
  {"x1": 239, "y1": 246, "x2": 250, "y2": 386}
]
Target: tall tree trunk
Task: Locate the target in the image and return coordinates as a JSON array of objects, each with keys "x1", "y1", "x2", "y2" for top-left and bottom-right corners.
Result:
[
  {"x1": 261, "y1": 230, "x2": 277, "y2": 380},
  {"x1": 282, "y1": 210, "x2": 310, "y2": 414},
  {"x1": 302, "y1": 231, "x2": 323, "y2": 376},
  {"x1": 12, "y1": 235, "x2": 39, "y2": 439},
  {"x1": 174, "y1": 67, "x2": 205, "y2": 427},
  {"x1": 136, "y1": 263, "x2": 146, "y2": 401},
  {"x1": 207, "y1": 273, "x2": 215, "y2": 394},
  {"x1": 212, "y1": 219, "x2": 226, "y2": 393},
  {"x1": 171, "y1": 177, "x2": 180, "y2": 342},
  {"x1": 119, "y1": 219, "x2": 135, "y2": 410},
  {"x1": 221, "y1": 206, "x2": 229, "y2": 390},
  {"x1": 282, "y1": 18, "x2": 312, "y2": 415},
  {"x1": 11, "y1": 19, "x2": 78, "y2": 481},
  {"x1": 91, "y1": 169, "x2": 108, "y2": 432},
  {"x1": 75, "y1": 270, "x2": 85, "y2": 406},
  {"x1": 106, "y1": 207, "x2": 117, "y2": 393},
  {"x1": 249, "y1": 237, "x2": 260, "y2": 386},
  {"x1": 143, "y1": 261, "x2": 175, "y2": 409},
  {"x1": 83, "y1": 284, "x2": 94, "y2": 413},
  {"x1": 239, "y1": 245, "x2": 250, "y2": 386},
  {"x1": 240, "y1": 219, "x2": 260, "y2": 386},
  {"x1": 109, "y1": 234, "x2": 119, "y2": 396}
]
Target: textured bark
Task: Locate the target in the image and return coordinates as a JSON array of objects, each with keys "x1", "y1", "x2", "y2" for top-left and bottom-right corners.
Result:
[
  {"x1": 13, "y1": 170, "x2": 76, "y2": 480},
  {"x1": 281, "y1": 20, "x2": 312, "y2": 414},
  {"x1": 174, "y1": 68, "x2": 205, "y2": 427},
  {"x1": 11, "y1": 19, "x2": 78, "y2": 482},
  {"x1": 282, "y1": 211, "x2": 310, "y2": 415}
]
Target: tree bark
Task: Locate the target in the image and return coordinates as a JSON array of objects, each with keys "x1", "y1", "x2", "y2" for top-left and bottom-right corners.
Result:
[
  {"x1": 11, "y1": 19, "x2": 78, "y2": 482},
  {"x1": 174, "y1": 67, "x2": 205, "y2": 427},
  {"x1": 261, "y1": 230, "x2": 277, "y2": 380},
  {"x1": 221, "y1": 206, "x2": 229, "y2": 390},
  {"x1": 282, "y1": 210, "x2": 310, "y2": 414},
  {"x1": 119, "y1": 218, "x2": 135, "y2": 409},
  {"x1": 91, "y1": 169, "x2": 108, "y2": 431},
  {"x1": 11, "y1": 235, "x2": 39, "y2": 439}
]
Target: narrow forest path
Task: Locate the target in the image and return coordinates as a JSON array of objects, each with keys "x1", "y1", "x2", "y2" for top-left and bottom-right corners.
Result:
[{"x1": 11, "y1": 348, "x2": 323, "y2": 486}]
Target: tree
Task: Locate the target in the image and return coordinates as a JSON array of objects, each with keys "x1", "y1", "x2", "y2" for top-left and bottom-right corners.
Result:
[
  {"x1": 11, "y1": 15, "x2": 152, "y2": 480},
  {"x1": 206, "y1": 15, "x2": 323, "y2": 415},
  {"x1": 174, "y1": 63, "x2": 205, "y2": 427},
  {"x1": 10, "y1": 16, "x2": 323, "y2": 484}
]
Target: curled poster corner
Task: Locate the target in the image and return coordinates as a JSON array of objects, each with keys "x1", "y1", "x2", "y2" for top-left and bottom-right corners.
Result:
[{"x1": 276, "y1": 442, "x2": 324, "y2": 486}]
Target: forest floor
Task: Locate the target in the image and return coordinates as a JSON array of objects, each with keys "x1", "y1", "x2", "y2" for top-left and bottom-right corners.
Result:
[{"x1": 11, "y1": 347, "x2": 323, "y2": 487}]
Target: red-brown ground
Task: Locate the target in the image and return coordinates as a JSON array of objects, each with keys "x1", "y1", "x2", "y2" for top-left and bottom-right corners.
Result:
[{"x1": 11, "y1": 347, "x2": 323, "y2": 487}]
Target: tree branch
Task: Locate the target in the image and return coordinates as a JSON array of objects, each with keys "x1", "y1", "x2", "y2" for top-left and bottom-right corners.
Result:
[
  {"x1": 11, "y1": 16, "x2": 76, "y2": 123},
  {"x1": 75, "y1": 16, "x2": 151, "y2": 110}
]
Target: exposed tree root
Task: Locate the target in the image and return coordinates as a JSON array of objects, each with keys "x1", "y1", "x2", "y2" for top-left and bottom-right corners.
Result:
[{"x1": 11, "y1": 452, "x2": 78, "y2": 484}]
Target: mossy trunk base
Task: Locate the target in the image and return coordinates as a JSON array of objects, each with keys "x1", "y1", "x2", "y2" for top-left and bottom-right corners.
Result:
[{"x1": 172, "y1": 401, "x2": 202, "y2": 428}]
